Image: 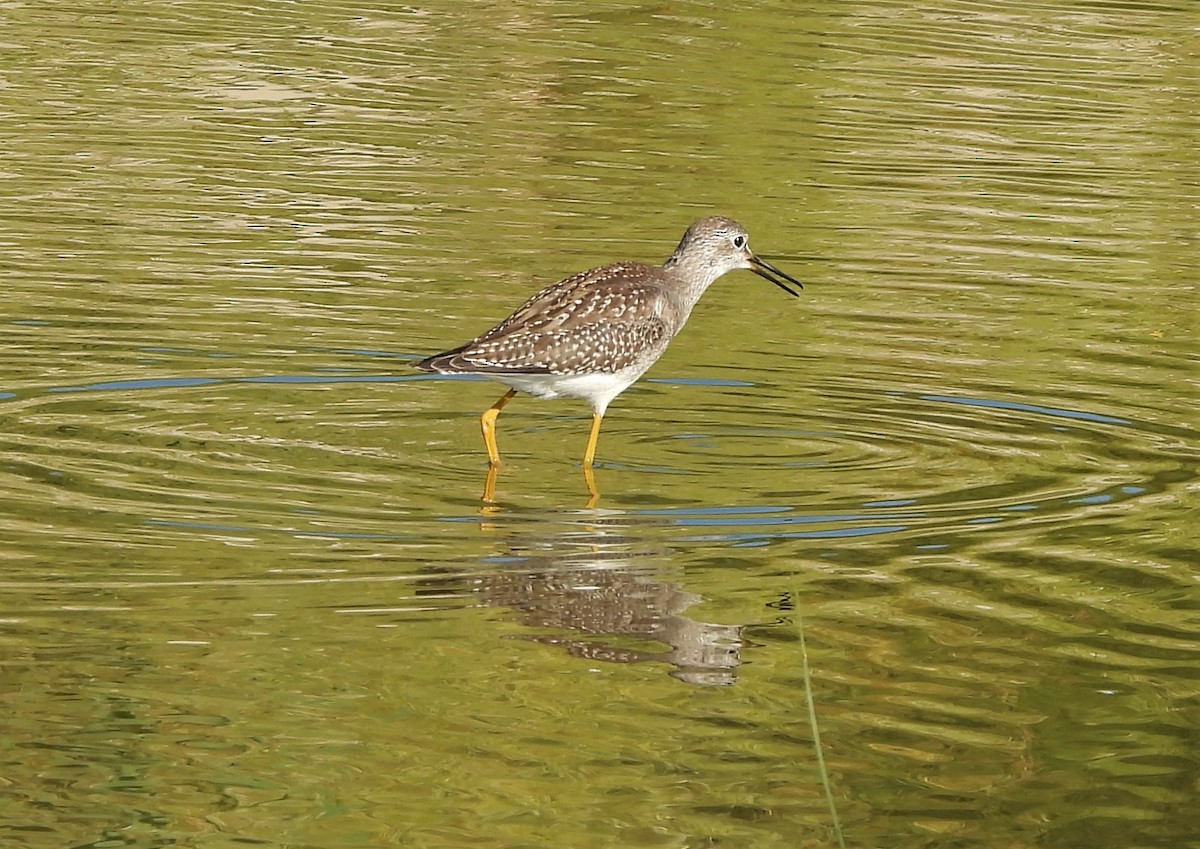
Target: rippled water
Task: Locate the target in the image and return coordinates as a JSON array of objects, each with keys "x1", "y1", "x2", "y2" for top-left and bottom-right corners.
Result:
[{"x1": 3, "y1": 1, "x2": 1198, "y2": 847}]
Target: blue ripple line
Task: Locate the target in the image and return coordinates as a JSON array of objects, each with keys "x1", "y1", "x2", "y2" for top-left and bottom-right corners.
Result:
[
  {"x1": 50, "y1": 377, "x2": 222, "y2": 393},
  {"x1": 920, "y1": 394, "x2": 1130, "y2": 425},
  {"x1": 44, "y1": 374, "x2": 427, "y2": 393},
  {"x1": 646, "y1": 376, "x2": 755, "y2": 387},
  {"x1": 685, "y1": 524, "x2": 907, "y2": 543},
  {"x1": 633, "y1": 505, "x2": 791, "y2": 517},
  {"x1": 238, "y1": 375, "x2": 411, "y2": 385},
  {"x1": 672, "y1": 512, "x2": 920, "y2": 527}
]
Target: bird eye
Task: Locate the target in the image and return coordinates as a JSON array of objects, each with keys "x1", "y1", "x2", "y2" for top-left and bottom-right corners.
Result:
[{"x1": 733, "y1": 235, "x2": 746, "y2": 249}]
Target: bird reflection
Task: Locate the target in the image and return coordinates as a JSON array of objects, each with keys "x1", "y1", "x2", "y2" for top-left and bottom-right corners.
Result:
[
  {"x1": 418, "y1": 510, "x2": 744, "y2": 685},
  {"x1": 481, "y1": 463, "x2": 601, "y2": 507}
]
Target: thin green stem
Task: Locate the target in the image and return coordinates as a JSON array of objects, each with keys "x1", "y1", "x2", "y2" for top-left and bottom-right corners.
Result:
[{"x1": 795, "y1": 597, "x2": 847, "y2": 848}]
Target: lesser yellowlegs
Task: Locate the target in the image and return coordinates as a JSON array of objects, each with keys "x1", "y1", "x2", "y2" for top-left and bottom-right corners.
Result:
[{"x1": 414, "y1": 216, "x2": 802, "y2": 486}]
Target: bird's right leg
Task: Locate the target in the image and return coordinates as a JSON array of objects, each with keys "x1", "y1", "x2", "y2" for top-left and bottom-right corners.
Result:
[{"x1": 480, "y1": 389, "x2": 517, "y2": 466}]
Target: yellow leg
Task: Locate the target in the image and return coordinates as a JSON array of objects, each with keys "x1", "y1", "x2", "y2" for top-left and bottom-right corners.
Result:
[
  {"x1": 480, "y1": 389, "x2": 517, "y2": 466},
  {"x1": 582, "y1": 412, "x2": 604, "y2": 506},
  {"x1": 481, "y1": 463, "x2": 500, "y2": 506},
  {"x1": 583, "y1": 412, "x2": 604, "y2": 467},
  {"x1": 583, "y1": 463, "x2": 600, "y2": 508}
]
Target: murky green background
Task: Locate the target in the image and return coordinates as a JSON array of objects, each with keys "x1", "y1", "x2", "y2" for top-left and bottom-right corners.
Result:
[{"x1": 2, "y1": 1, "x2": 1197, "y2": 847}]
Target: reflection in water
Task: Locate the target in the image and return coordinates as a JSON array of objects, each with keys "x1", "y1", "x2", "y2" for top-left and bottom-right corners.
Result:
[
  {"x1": 482, "y1": 461, "x2": 602, "y2": 506},
  {"x1": 422, "y1": 511, "x2": 744, "y2": 686}
]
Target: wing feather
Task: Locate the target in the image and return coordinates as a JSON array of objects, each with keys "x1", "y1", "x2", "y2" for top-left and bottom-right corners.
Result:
[{"x1": 416, "y1": 262, "x2": 674, "y2": 375}]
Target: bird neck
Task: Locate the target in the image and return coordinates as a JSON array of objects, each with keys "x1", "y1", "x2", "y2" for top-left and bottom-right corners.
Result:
[{"x1": 662, "y1": 251, "x2": 725, "y2": 310}]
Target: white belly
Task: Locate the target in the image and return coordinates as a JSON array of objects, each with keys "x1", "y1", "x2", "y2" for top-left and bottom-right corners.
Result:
[{"x1": 492, "y1": 365, "x2": 651, "y2": 415}]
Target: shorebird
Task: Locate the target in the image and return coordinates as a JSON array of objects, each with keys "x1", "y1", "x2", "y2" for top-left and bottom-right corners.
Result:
[{"x1": 414, "y1": 216, "x2": 802, "y2": 493}]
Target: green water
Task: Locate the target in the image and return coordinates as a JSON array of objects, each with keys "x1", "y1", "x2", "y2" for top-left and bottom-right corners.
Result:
[{"x1": 2, "y1": 1, "x2": 1197, "y2": 847}]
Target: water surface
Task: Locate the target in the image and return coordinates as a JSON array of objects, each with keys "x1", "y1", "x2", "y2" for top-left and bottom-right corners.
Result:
[{"x1": 2, "y1": 1, "x2": 1197, "y2": 847}]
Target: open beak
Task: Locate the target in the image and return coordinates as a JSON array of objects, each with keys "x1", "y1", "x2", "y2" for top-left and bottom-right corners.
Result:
[{"x1": 749, "y1": 254, "x2": 803, "y2": 297}]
